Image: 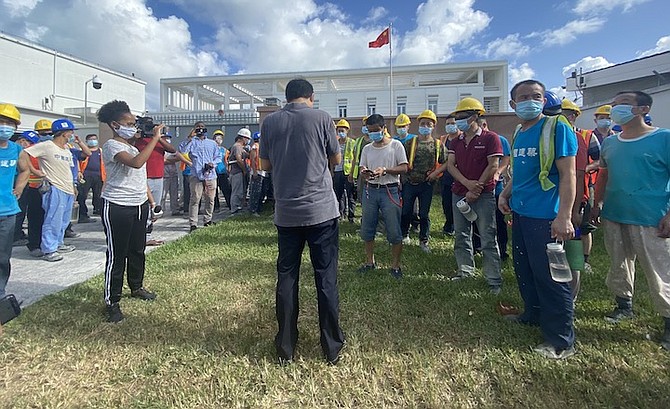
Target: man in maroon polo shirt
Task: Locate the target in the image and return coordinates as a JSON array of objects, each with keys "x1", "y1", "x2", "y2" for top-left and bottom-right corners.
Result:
[{"x1": 432, "y1": 97, "x2": 503, "y2": 294}]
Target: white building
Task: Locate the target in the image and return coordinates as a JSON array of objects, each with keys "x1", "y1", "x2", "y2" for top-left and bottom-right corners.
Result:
[
  {"x1": 566, "y1": 51, "x2": 670, "y2": 129},
  {"x1": 1, "y1": 32, "x2": 146, "y2": 133},
  {"x1": 154, "y1": 61, "x2": 508, "y2": 143}
]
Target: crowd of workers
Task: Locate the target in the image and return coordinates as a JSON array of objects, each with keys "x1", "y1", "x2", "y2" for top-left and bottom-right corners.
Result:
[{"x1": 0, "y1": 77, "x2": 668, "y2": 363}]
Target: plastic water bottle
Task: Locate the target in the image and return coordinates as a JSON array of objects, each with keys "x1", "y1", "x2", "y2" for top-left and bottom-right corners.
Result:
[
  {"x1": 456, "y1": 199, "x2": 478, "y2": 222},
  {"x1": 546, "y1": 242, "x2": 572, "y2": 283}
]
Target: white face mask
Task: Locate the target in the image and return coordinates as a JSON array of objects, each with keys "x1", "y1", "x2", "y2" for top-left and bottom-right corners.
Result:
[{"x1": 115, "y1": 124, "x2": 137, "y2": 139}]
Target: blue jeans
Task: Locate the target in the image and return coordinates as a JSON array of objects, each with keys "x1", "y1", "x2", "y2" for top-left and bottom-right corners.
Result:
[
  {"x1": 41, "y1": 186, "x2": 74, "y2": 254},
  {"x1": 401, "y1": 181, "x2": 433, "y2": 241},
  {"x1": 452, "y1": 191, "x2": 501, "y2": 286},
  {"x1": 0, "y1": 214, "x2": 16, "y2": 297},
  {"x1": 360, "y1": 184, "x2": 402, "y2": 244},
  {"x1": 512, "y1": 213, "x2": 575, "y2": 350}
]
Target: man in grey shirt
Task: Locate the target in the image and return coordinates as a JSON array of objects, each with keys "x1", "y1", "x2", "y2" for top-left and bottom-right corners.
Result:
[{"x1": 260, "y1": 78, "x2": 345, "y2": 365}]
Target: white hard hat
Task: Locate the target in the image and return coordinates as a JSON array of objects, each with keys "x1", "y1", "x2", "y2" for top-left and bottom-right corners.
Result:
[{"x1": 237, "y1": 128, "x2": 251, "y2": 138}]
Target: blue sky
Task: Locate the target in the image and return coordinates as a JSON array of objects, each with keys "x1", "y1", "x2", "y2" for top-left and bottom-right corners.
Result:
[{"x1": 1, "y1": 0, "x2": 668, "y2": 109}]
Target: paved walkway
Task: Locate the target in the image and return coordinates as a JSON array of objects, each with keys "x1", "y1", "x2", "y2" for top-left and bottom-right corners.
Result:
[{"x1": 7, "y1": 209, "x2": 230, "y2": 307}]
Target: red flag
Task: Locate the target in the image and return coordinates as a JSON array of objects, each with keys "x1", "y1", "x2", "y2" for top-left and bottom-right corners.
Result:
[{"x1": 368, "y1": 27, "x2": 390, "y2": 48}]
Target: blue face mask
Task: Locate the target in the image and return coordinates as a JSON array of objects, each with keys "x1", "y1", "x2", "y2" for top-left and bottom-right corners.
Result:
[
  {"x1": 87, "y1": 139, "x2": 99, "y2": 147},
  {"x1": 362, "y1": 126, "x2": 368, "y2": 135},
  {"x1": 338, "y1": 131, "x2": 347, "y2": 138},
  {"x1": 514, "y1": 100, "x2": 544, "y2": 121},
  {"x1": 68, "y1": 134, "x2": 76, "y2": 143},
  {"x1": 397, "y1": 128, "x2": 407, "y2": 136},
  {"x1": 39, "y1": 134, "x2": 54, "y2": 142},
  {"x1": 445, "y1": 124, "x2": 458, "y2": 134},
  {"x1": 0, "y1": 124, "x2": 14, "y2": 140},
  {"x1": 369, "y1": 131, "x2": 384, "y2": 142},
  {"x1": 610, "y1": 105, "x2": 636, "y2": 125},
  {"x1": 418, "y1": 126, "x2": 432, "y2": 136},
  {"x1": 596, "y1": 119, "x2": 611, "y2": 129},
  {"x1": 455, "y1": 118, "x2": 470, "y2": 132}
]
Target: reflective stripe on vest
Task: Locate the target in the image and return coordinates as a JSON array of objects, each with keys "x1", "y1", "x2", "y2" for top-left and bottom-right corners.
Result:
[{"x1": 407, "y1": 137, "x2": 441, "y2": 170}]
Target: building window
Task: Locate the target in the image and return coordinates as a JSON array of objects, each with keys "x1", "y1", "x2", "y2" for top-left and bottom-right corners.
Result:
[
  {"x1": 313, "y1": 99, "x2": 319, "y2": 109},
  {"x1": 483, "y1": 97, "x2": 499, "y2": 113},
  {"x1": 427, "y1": 95, "x2": 438, "y2": 113},
  {"x1": 338, "y1": 98, "x2": 348, "y2": 118},
  {"x1": 396, "y1": 96, "x2": 407, "y2": 115}
]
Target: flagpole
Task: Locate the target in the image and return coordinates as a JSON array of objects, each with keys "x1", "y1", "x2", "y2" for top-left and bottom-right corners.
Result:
[{"x1": 389, "y1": 23, "x2": 393, "y2": 117}]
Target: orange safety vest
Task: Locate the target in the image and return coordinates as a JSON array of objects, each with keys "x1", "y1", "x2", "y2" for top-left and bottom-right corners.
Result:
[
  {"x1": 577, "y1": 128, "x2": 593, "y2": 202},
  {"x1": 28, "y1": 156, "x2": 43, "y2": 188},
  {"x1": 407, "y1": 137, "x2": 442, "y2": 171},
  {"x1": 251, "y1": 142, "x2": 261, "y2": 171},
  {"x1": 78, "y1": 149, "x2": 106, "y2": 182}
]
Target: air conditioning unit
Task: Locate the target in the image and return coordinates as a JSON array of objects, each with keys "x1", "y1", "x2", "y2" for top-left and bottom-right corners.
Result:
[{"x1": 264, "y1": 97, "x2": 280, "y2": 106}]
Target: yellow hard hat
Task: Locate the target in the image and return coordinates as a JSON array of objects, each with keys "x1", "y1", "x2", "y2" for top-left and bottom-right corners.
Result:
[
  {"x1": 335, "y1": 119, "x2": 350, "y2": 129},
  {"x1": 394, "y1": 113, "x2": 411, "y2": 127},
  {"x1": 212, "y1": 129, "x2": 224, "y2": 136},
  {"x1": 417, "y1": 109, "x2": 437, "y2": 123},
  {"x1": 454, "y1": 97, "x2": 485, "y2": 115},
  {"x1": 594, "y1": 104, "x2": 611, "y2": 116},
  {"x1": 34, "y1": 119, "x2": 52, "y2": 131},
  {"x1": 362, "y1": 115, "x2": 369, "y2": 125},
  {"x1": 0, "y1": 103, "x2": 21, "y2": 125},
  {"x1": 561, "y1": 99, "x2": 581, "y2": 115}
]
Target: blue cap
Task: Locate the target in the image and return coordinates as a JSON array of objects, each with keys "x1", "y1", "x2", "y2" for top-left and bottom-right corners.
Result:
[
  {"x1": 612, "y1": 124, "x2": 622, "y2": 132},
  {"x1": 544, "y1": 90, "x2": 561, "y2": 110},
  {"x1": 252, "y1": 131, "x2": 261, "y2": 141},
  {"x1": 644, "y1": 114, "x2": 652, "y2": 125},
  {"x1": 51, "y1": 118, "x2": 77, "y2": 133},
  {"x1": 20, "y1": 130, "x2": 39, "y2": 144}
]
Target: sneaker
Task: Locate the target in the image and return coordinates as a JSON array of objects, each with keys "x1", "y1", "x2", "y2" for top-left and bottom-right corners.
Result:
[
  {"x1": 43, "y1": 251, "x2": 63, "y2": 262},
  {"x1": 29, "y1": 248, "x2": 44, "y2": 258},
  {"x1": 189, "y1": 225, "x2": 197, "y2": 233},
  {"x1": 130, "y1": 287, "x2": 156, "y2": 301},
  {"x1": 78, "y1": 217, "x2": 96, "y2": 224},
  {"x1": 57, "y1": 244, "x2": 75, "y2": 253},
  {"x1": 605, "y1": 307, "x2": 634, "y2": 324},
  {"x1": 171, "y1": 210, "x2": 183, "y2": 216},
  {"x1": 277, "y1": 355, "x2": 294, "y2": 366},
  {"x1": 450, "y1": 271, "x2": 474, "y2": 281},
  {"x1": 402, "y1": 236, "x2": 411, "y2": 245},
  {"x1": 13, "y1": 238, "x2": 28, "y2": 246},
  {"x1": 533, "y1": 343, "x2": 576, "y2": 360},
  {"x1": 106, "y1": 303, "x2": 124, "y2": 323},
  {"x1": 204, "y1": 221, "x2": 216, "y2": 227},
  {"x1": 583, "y1": 262, "x2": 593, "y2": 274},
  {"x1": 327, "y1": 342, "x2": 347, "y2": 365},
  {"x1": 64, "y1": 230, "x2": 80, "y2": 238},
  {"x1": 443, "y1": 230, "x2": 455, "y2": 237},
  {"x1": 419, "y1": 241, "x2": 431, "y2": 253},
  {"x1": 357, "y1": 263, "x2": 376, "y2": 273},
  {"x1": 489, "y1": 285, "x2": 502, "y2": 296},
  {"x1": 390, "y1": 267, "x2": 403, "y2": 279}
]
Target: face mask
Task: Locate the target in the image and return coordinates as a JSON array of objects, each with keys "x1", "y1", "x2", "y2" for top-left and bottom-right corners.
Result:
[
  {"x1": 514, "y1": 100, "x2": 544, "y2": 121},
  {"x1": 338, "y1": 131, "x2": 347, "y2": 138},
  {"x1": 116, "y1": 124, "x2": 138, "y2": 139},
  {"x1": 445, "y1": 124, "x2": 458, "y2": 134},
  {"x1": 87, "y1": 139, "x2": 99, "y2": 147},
  {"x1": 0, "y1": 125, "x2": 14, "y2": 140},
  {"x1": 455, "y1": 118, "x2": 470, "y2": 132},
  {"x1": 68, "y1": 134, "x2": 76, "y2": 143},
  {"x1": 369, "y1": 131, "x2": 383, "y2": 142},
  {"x1": 215, "y1": 138, "x2": 222, "y2": 145},
  {"x1": 418, "y1": 126, "x2": 432, "y2": 136},
  {"x1": 397, "y1": 128, "x2": 407, "y2": 136},
  {"x1": 610, "y1": 105, "x2": 636, "y2": 125},
  {"x1": 362, "y1": 126, "x2": 368, "y2": 134},
  {"x1": 596, "y1": 119, "x2": 611, "y2": 129},
  {"x1": 39, "y1": 134, "x2": 53, "y2": 142}
]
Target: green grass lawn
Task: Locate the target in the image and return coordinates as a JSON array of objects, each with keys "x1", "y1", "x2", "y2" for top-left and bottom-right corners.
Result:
[{"x1": 2, "y1": 197, "x2": 670, "y2": 408}]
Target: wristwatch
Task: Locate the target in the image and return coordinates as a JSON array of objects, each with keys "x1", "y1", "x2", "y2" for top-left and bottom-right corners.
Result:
[{"x1": 382, "y1": 167, "x2": 387, "y2": 176}]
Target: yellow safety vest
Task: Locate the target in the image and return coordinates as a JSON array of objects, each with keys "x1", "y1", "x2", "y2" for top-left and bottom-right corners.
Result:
[
  {"x1": 343, "y1": 138, "x2": 355, "y2": 175},
  {"x1": 351, "y1": 137, "x2": 369, "y2": 179},
  {"x1": 407, "y1": 137, "x2": 441, "y2": 170}
]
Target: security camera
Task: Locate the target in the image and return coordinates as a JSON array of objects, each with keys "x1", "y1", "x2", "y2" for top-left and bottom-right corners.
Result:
[{"x1": 92, "y1": 75, "x2": 102, "y2": 90}]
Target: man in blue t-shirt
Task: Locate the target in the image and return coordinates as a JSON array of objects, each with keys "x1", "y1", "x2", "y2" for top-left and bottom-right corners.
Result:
[
  {"x1": 591, "y1": 90, "x2": 670, "y2": 350},
  {"x1": 499, "y1": 80, "x2": 578, "y2": 360},
  {"x1": 0, "y1": 103, "x2": 30, "y2": 297}
]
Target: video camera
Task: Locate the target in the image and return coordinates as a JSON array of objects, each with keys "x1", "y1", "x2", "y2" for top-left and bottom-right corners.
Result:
[{"x1": 136, "y1": 116, "x2": 161, "y2": 138}]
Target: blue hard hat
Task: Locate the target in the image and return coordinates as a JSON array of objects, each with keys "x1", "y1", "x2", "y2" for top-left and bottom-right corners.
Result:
[
  {"x1": 612, "y1": 124, "x2": 622, "y2": 132},
  {"x1": 51, "y1": 118, "x2": 76, "y2": 133},
  {"x1": 644, "y1": 114, "x2": 652, "y2": 125},
  {"x1": 544, "y1": 90, "x2": 562, "y2": 110},
  {"x1": 20, "y1": 130, "x2": 39, "y2": 144},
  {"x1": 252, "y1": 131, "x2": 261, "y2": 141}
]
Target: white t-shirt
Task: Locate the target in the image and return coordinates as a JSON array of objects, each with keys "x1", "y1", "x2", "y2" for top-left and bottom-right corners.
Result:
[
  {"x1": 360, "y1": 138, "x2": 408, "y2": 185},
  {"x1": 101, "y1": 139, "x2": 148, "y2": 206},
  {"x1": 25, "y1": 141, "x2": 75, "y2": 195}
]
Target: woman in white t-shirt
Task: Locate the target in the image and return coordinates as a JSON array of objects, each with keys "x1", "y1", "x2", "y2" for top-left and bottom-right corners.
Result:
[{"x1": 97, "y1": 100, "x2": 165, "y2": 323}]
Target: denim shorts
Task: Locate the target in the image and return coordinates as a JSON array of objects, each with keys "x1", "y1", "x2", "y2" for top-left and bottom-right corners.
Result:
[{"x1": 360, "y1": 184, "x2": 403, "y2": 244}]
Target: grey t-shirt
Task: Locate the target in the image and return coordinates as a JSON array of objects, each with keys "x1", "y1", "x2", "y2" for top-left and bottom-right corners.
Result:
[
  {"x1": 260, "y1": 102, "x2": 340, "y2": 227},
  {"x1": 228, "y1": 143, "x2": 247, "y2": 175},
  {"x1": 101, "y1": 139, "x2": 148, "y2": 206}
]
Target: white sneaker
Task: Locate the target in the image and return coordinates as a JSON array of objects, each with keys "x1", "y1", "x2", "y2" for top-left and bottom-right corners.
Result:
[
  {"x1": 419, "y1": 241, "x2": 431, "y2": 253},
  {"x1": 44, "y1": 251, "x2": 63, "y2": 262},
  {"x1": 57, "y1": 244, "x2": 76, "y2": 253},
  {"x1": 402, "y1": 236, "x2": 411, "y2": 245},
  {"x1": 533, "y1": 343, "x2": 576, "y2": 359}
]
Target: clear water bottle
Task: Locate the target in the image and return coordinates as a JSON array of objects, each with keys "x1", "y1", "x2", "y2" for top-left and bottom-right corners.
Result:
[
  {"x1": 456, "y1": 199, "x2": 478, "y2": 222},
  {"x1": 546, "y1": 242, "x2": 572, "y2": 283}
]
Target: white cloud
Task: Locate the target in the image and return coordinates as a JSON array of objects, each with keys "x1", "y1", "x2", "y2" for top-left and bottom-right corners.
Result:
[
  {"x1": 574, "y1": 0, "x2": 651, "y2": 15},
  {"x1": 482, "y1": 33, "x2": 529, "y2": 59},
  {"x1": 561, "y1": 56, "x2": 613, "y2": 78},
  {"x1": 2, "y1": 0, "x2": 42, "y2": 18},
  {"x1": 549, "y1": 86, "x2": 582, "y2": 106},
  {"x1": 638, "y1": 36, "x2": 670, "y2": 57},
  {"x1": 541, "y1": 18, "x2": 605, "y2": 46},
  {"x1": 363, "y1": 6, "x2": 388, "y2": 24},
  {"x1": 509, "y1": 63, "x2": 535, "y2": 86},
  {"x1": 22, "y1": 23, "x2": 48, "y2": 42}
]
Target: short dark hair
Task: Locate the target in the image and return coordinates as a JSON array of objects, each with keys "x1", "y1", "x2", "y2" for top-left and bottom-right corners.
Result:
[
  {"x1": 615, "y1": 90, "x2": 653, "y2": 107},
  {"x1": 194, "y1": 121, "x2": 206, "y2": 128},
  {"x1": 85, "y1": 134, "x2": 97, "y2": 140},
  {"x1": 285, "y1": 78, "x2": 313, "y2": 102},
  {"x1": 445, "y1": 113, "x2": 456, "y2": 120},
  {"x1": 510, "y1": 79, "x2": 546, "y2": 100},
  {"x1": 97, "y1": 100, "x2": 131, "y2": 124},
  {"x1": 366, "y1": 113, "x2": 385, "y2": 127}
]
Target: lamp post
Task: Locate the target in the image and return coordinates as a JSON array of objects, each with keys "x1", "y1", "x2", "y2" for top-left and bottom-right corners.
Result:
[{"x1": 83, "y1": 75, "x2": 102, "y2": 126}]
